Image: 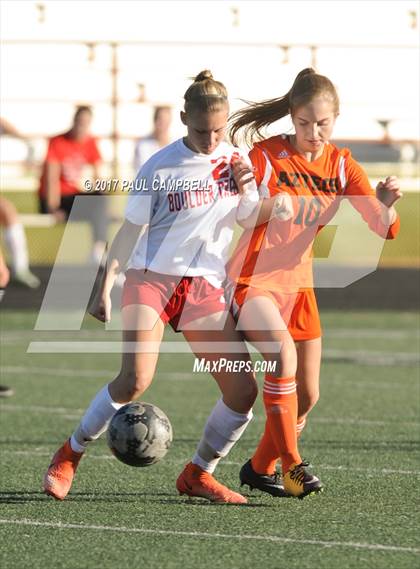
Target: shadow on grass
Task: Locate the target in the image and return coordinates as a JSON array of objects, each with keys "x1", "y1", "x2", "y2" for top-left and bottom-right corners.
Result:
[
  {"x1": 0, "y1": 490, "x2": 269, "y2": 507},
  {"x1": 0, "y1": 491, "x2": 48, "y2": 504},
  {"x1": 0, "y1": 438, "x2": 212, "y2": 446},
  {"x1": 0, "y1": 440, "x2": 63, "y2": 446}
]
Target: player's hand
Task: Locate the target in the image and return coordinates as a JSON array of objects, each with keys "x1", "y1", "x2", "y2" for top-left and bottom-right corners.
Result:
[
  {"x1": 88, "y1": 292, "x2": 111, "y2": 323},
  {"x1": 231, "y1": 158, "x2": 257, "y2": 195},
  {"x1": 273, "y1": 192, "x2": 294, "y2": 221},
  {"x1": 376, "y1": 176, "x2": 402, "y2": 208}
]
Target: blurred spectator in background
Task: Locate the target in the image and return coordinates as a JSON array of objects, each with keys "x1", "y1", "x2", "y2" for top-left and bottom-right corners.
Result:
[
  {"x1": 0, "y1": 196, "x2": 40, "y2": 288},
  {"x1": 0, "y1": 117, "x2": 40, "y2": 288},
  {"x1": 133, "y1": 106, "x2": 172, "y2": 173},
  {"x1": 0, "y1": 246, "x2": 14, "y2": 397},
  {"x1": 38, "y1": 105, "x2": 108, "y2": 264}
]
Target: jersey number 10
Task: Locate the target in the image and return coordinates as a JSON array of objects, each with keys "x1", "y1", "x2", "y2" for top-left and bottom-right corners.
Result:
[{"x1": 294, "y1": 196, "x2": 322, "y2": 227}]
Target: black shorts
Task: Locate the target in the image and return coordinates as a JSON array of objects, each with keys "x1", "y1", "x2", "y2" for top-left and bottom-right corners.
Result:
[
  {"x1": 38, "y1": 192, "x2": 108, "y2": 242},
  {"x1": 39, "y1": 194, "x2": 93, "y2": 219}
]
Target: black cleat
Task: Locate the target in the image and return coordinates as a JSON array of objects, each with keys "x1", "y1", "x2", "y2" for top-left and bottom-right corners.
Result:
[{"x1": 239, "y1": 459, "x2": 288, "y2": 497}]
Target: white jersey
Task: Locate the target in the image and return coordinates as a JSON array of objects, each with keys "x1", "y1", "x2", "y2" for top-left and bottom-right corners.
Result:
[{"x1": 125, "y1": 138, "x2": 247, "y2": 287}]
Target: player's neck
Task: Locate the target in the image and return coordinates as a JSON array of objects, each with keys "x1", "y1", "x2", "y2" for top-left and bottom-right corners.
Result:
[
  {"x1": 68, "y1": 128, "x2": 88, "y2": 142},
  {"x1": 289, "y1": 135, "x2": 324, "y2": 162}
]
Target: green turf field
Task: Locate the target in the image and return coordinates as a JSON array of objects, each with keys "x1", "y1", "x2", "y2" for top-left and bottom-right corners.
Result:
[{"x1": 0, "y1": 310, "x2": 419, "y2": 569}]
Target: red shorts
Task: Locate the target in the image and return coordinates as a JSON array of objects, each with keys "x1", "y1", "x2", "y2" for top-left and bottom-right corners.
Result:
[
  {"x1": 233, "y1": 284, "x2": 322, "y2": 341},
  {"x1": 121, "y1": 269, "x2": 227, "y2": 332}
]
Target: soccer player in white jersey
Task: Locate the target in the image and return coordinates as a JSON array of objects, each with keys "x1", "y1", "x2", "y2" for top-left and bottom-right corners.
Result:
[{"x1": 43, "y1": 70, "x2": 283, "y2": 504}]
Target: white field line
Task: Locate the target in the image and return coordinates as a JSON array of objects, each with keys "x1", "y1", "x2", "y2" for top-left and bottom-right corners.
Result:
[
  {"x1": 0, "y1": 518, "x2": 418, "y2": 554},
  {"x1": 1, "y1": 449, "x2": 419, "y2": 477},
  {"x1": 308, "y1": 416, "x2": 420, "y2": 427},
  {"x1": 325, "y1": 329, "x2": 419, "y2": 339},
  {"x1": 1, "y1": 356, "x2": 419, "y2": 385},
  {"x1": 0, "y1": 366, "x2": 415, "y2": 391},
  {"x1": 1, "y1": 328, "x2": 418, "y2": 341},
  {"x1": 2, "y1": 364, "x2": 418, "y2": 391},
  {"x1": 1, "y1": 402, "x2": 419, "y2": 427},
  {"x1": 24, "y1": 342, "x2": 420, "y2": 364},
  {"x1": 0, "y1": 364, "x2": 411, "y2": 383},
  {"x1": 322, "y1": 350, "x2": 419, "y2": 365},
  {"x1": 0, "y1": 366, "x2": 190, "y2": 380}
]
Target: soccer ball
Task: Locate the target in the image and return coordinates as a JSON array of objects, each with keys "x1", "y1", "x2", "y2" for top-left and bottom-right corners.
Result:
[{"x1": 106, "y1": 402, "x2": 173, "y2": 467}]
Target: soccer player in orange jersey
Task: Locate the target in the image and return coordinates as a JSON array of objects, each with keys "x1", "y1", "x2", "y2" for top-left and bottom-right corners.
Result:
[{"x1": 226, "y1": 68, "x2": 401, "y2": 498}]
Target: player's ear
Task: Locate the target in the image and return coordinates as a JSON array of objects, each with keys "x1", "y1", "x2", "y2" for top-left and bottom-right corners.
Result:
[{"x1": 180, "y1": 111, "x2": 187, "y2": 126}]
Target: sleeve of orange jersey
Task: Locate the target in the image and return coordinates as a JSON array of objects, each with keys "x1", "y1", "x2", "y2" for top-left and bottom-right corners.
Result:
[
  {"x1": 226, "y1": 144, "x2": 270, "y2": 286},
  {"x1": 248, "y1": 145, "x2": 267, "y2": 188},
  {"x1": 344, "y1": 155, "x2": 400, "y2": 239}
]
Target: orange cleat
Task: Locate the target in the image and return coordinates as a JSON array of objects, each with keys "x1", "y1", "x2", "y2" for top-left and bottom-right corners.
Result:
[
  {"x1": 43, "y1": 439, "x2": 83, "y2": 500},
  {"x1": 176, "y1": 462, "x2": 247, "y2": 504}
]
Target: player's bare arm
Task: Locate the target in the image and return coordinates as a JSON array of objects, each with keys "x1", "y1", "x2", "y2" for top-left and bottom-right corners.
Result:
[
  {"x1": 44, "y1": 161, "x2": 63, "y2": 218},
  {"x1": 88, "y1": 219, "x2": 145, "y2": 323}
]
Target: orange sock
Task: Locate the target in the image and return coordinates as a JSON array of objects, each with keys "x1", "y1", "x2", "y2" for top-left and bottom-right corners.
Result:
[
  {"x1": 251, "y1": 424, "x2": 278, "y2": 475},
  {"x1": 251, "y1": 418, "x2": 305, "y2": 474},
  {"x1": 251, "y1": 375, "x2": 301, "y2": 475}
]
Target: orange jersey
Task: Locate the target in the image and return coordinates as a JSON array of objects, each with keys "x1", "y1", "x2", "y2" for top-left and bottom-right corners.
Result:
[{"x1": 227, "y1": 135, "x2": 400, "y2": 292}]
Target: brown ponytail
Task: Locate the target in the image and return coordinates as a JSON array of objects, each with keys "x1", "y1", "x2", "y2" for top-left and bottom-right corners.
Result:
[
  {"x1": 183, "y1": 70, "x2": 229, "y2": 114},
  {"x1": 229, "y1": 68, "x2": 339, "y2": 146}
]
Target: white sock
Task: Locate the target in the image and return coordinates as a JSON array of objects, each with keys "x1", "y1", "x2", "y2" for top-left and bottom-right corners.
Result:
[
  {"x1": 70, "y1": 385, "x2": 127, "y2": 453},
  {"x1": 192, "y1": 398, "x2": 253, "y2": 473},
  {"x1": 4, "y1": 223, "x2": 29, "y2": 273}
]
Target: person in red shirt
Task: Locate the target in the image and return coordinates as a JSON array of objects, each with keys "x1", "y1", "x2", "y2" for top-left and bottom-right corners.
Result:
[
  {"x1": 39, "y1": 106, "x2": 107, "y2": 262},
  {"x1": 227, "y1": 68, "x2": 401, "y2": 498}
]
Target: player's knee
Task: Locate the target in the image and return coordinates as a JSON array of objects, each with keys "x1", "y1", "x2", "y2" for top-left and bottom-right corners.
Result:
[
  {"x1": 241, "y1": 375, "x2": 258, "y2": 406},
  {"x1": 264, "y1": 339, "x2": 297, "y2": 377},
  {"x1": 282, "y1": 338, "x2": 298, "y2": 374},
  {"x1": 117, "y1": 369, "x2": 154, "y2": 400},
  {"x1": 224, "y1": 374, "x2": 257, "y2": 413},
  {"x1": 299, "y1": 389, "x2": 319, "y2": 415}
]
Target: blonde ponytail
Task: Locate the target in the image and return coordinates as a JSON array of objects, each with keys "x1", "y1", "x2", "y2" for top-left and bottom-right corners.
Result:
[{"x1": 184, "y1": 70, "x2": 229, "y2": 114}]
